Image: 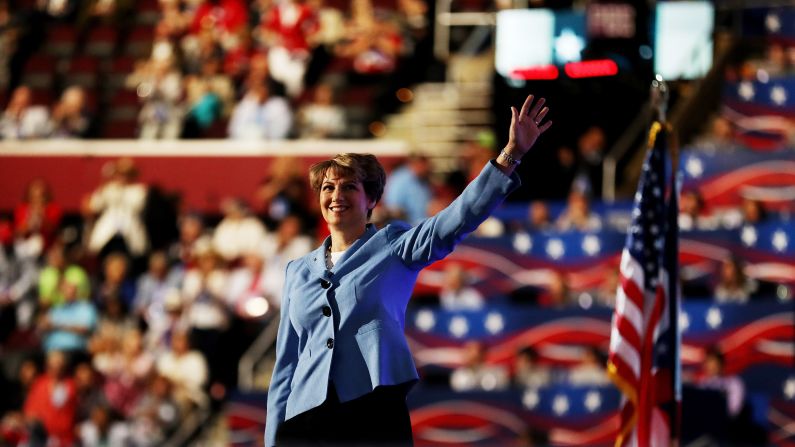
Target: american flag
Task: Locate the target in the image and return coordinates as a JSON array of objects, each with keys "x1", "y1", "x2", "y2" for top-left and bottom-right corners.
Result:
[{"x1": 607, "y1": 121, "x2": 681, "y2": 447}]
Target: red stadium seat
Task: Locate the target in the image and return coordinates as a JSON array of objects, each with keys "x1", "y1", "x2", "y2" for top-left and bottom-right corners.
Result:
[
  {"x1": 22, "y1": 54, "x2": 57, "y2": 90},
  {"x1": 101, "y1": 118, "x2": 138, "y2": 138},
  {"x1": 105, "y1": 56, "x2": 136, "y2": 93},
  {"x1": 107, "y1": 89, "x2": 141, "y2": 121},
  {"x1": 83, "y1": 26, "x2": 118, "y2": 58},
  {"x1": 134, "y1": 0, "x2": 161, "y2": 26},
  {"x1": 63, "y1": 56, "x2": 100, "y2": 89},
  {"x1": 28, "y1": 88, "x2": 54, "y2": 107},
  {"x1": 124, "y1": 26, "x2": 155, "y2": 59},
  {"x1": 44, "y1": 24, "x2": 78, "y2": 58}
]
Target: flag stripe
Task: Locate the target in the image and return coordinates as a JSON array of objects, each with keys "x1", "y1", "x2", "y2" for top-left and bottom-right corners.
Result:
[
  {"x1": 612, "y1": 314, "x2": 642, "y2": 362},
  {"x1": 615, "y1": 279, "x2": 644, "y2": 337},
  {"x1": 619, "y1": 272, "x2": 645, "y2": 318},
  {"x1": 637, "y1": 285, "x2": 667, "y2": 444},
  {"x1": 608, "y1": 121, "x2": 680, "y2": 447}
]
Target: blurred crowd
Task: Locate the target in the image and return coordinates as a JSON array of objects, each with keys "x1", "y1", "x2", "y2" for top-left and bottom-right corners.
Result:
[
  {"x1": 0, "y1": 0, "x2": 434, "y2": 140},
  {"x1": 1, "y1": 3, "x2": 793, "y2": 445},
  {"x1": 0, "y1": 154, "x2": 334, "y2": 445},
  {"x1": 0, "y1": 135, "x2": 787, "y2": 443}
]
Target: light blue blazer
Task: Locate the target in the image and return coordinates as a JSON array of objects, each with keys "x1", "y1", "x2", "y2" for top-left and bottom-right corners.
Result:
[{"x1": 265, "y1": 161, "x2": 520, "y2": 446}]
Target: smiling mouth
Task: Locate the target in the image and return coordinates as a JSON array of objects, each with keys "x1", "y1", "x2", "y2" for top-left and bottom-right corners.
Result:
[{"x1": 329, "y1": 206, "x2": 349, "y2": 213}]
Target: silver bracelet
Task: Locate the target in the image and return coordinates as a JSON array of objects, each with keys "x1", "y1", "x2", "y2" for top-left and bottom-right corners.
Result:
[{"x1": 500, "y1": 149, "x2": 521, "y2": 166}]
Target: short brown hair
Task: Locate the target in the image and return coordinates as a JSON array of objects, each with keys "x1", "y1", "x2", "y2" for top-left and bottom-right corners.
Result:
[{"x1": 309, "y1": 153, "x2": 386, "y2": 218}]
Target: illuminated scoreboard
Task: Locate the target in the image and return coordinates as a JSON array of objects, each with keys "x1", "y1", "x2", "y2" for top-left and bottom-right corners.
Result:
[{"x1": 496, "y1": 2, "x2": 714, "y2": 81}]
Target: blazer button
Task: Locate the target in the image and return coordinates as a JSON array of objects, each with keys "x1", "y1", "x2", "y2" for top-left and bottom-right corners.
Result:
[
  {"x1": 320, "y1": 279, "x2": 331, "y2": 289},
  {"x1": 326, "y1": 338, "x2": 334, "y2": 349},
  {"x1": 322, "y1": 306, "x2": 332, "y2": 317}
]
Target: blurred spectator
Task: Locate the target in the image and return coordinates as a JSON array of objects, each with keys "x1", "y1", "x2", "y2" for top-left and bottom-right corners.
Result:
[
  {"x1": 181, "y1": 57, "x2": 235, "y2": 137},
  {"x1": 307, "y1": 0, "x2": 346, "y2": 51},
  {"x1": 528, "y1": 200, "x2": 552, "y2": 232},
  {"x1": 678, "y1": 190, "x2": 718, "y2": 231},
  {"x1": 39, "y1": 276, "x2": 98, "y2": 354},
  {"x1": 439, "y1": 263, "x2": 484, "y2": 311},
  {"x1": 23, "y1": 350, "x2": 78, "y2": 446},
  {"x1": 696, "y1": 346, "x2": 745, "y2": 418},
  {"x1": 130, "y1": 59, "x2": 185, "y2": 139},
  {"x1": 38, "y1": 242, "x2": 91, "y2": 309},
  {"x1": 335, "y1": 0, "x2": 403, "y2": 75},
  {"x1": 595, "y1": 269, "x2": 619, "y2": 308},
  {"x1": 513, "y1": 346, "x2": 551, "y2": 389},
  {"x1": 722, "y1": 197, "x2": 768, "y2": 229},
  {"x1": 182, "y1": 30, "x2": 224, "y2": 76},
  {"x1": 242, "y1": 51, "x2": 272, "y2": 92},
  {"x1": 157, "y1": 0, "x2": 190, "y2": 40},
  {"x1": 537, "y1": 270, "x2": 574, "y2": 308},
  {"x1": 548, "y1": 145, "x2": 578, "y2": 200},
  {"x1": 181, "y1": 247, "x2": 228, "y2": 388},
  {"x1": 91, "y1": 283, "x2": 137, "y2": 355},
  {"x1": 128, "y1": 374, "x2": 181, "y2": 445},
  {"x1": 459, "y1": 131, "x2": 497, "y2": 184},
  {"x1": 78, "y1": 404, "x2": 132, "y2": 447},
  {"x1": 169, "y1": 212, "x2": 208, "y2": 268},
  {"x1": 134, "y1": 251, "x2": 182, "y2": 330},
  {"x1": 261, "y1": 0, "x2": 319, "y2": 96},
  {"x1": 213, "y1": 198, "x2": 267, "y2": 262},
  {"x1": 0, "y1": 1, "x2": 17, "y2": 90},
  {"x1": 181, "y1": 79, "x2": 221, "y2": 137},
  {"x1": 753, "y1": 43, "x2": 791, "y2": 78},
  {"x1": 13, "y1": 178, "x2": 62, "y2": 249},
  {"x1": 156, "y1": 329, "x2": 209, "y2": 409},
  {"x1": 144, "y1": 288, "x2": 189, "y2": 356},
  {"x1": 297, "y1": 83, "x2": 346, "y2": 138},
  {"x1": 0, "y1": 86, "x2": 50, "y2": 139},
  {"x1": 383, "y1": 154, "x2": 432, "y2": 225},
  {"x1": 189, "y1": 0, "x2": 249, "y2": 50},
  {"x1": 96, "y1": 329, "x2": 154, "y2": 417},
  {"x1": 47, "y1": 86, "x2": 92, "y2": 138},
  {"x1": 0, "y1": 357, "x2": 39, "y2": 432},
  {"x1": 78, "y1": 0, "x2": 135, "y2": 26},
  {"x1": 228, "y1": 80, "x2": 293, "y2": 139},
  {"x1": 567, "y1": 347, "x2": 609, "y2": 386},
  {"x1": 260, "y1": 215, "x2": 313, "y2": 307},
  {"x1": 36, "y1": 0, "x2": 79, "y2": 19},
  {"x1": 556, "y1": 190, "x2": 602, "y2": 232},
  {"x1": 395, "y1": 0, "x2": 429, "y2": 58},
  {"x1": 73, "y1": 361, "x2": 107, "y2": 422},
  {"x1": 0, "y1": 239, "x2": 40, "y2": 334},
  {"x1": 714, "y1": 256, "x2": 757, "y2": 304},
  {"x1": 86, "y1": 158, "x2": 149, "y2": 258},
  {"x1": 571, "y1": 125, "x2": 606, "y2": 198},
  {"x1": 738, "y1": 198, "x2": 767, "y2": 225},
  {"x1": 450, "y1": 340, "x2": 509, "y2": 392},
  {"x1": 694, "y1": 115, "x2": 740, "y2": 152},
  {"x1": 255, "y1": 157, "x2": 314, "y2": 228},
  {"x1": 226, "y1": 249, "x2": 271, "y2": 318},
  {"x1": 95, "y1": 252, "x2": 136, "y2": 310}
]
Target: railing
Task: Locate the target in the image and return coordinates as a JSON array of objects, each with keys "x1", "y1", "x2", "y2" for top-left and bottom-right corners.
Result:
[
  {"x1": 238, "y1": 316, "x2": 282, "y2": 391},
  {"x1": 0, "y1": 138, "x2": 410, "y2": 157},
  {"x1": 433, "y1": 0, "x2": 496, "y2": 61}
]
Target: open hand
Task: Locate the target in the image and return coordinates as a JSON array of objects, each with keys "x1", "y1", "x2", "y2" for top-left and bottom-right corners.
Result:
[{"x1": 506, "y1": 95, "x2": 552, "y2": 158}]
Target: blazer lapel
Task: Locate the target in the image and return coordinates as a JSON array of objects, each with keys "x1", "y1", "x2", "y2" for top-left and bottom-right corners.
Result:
[
  {"x1": 330, "y1": 224, "x2": 378, "y2": 273},
  {"x1": 306, "y1": 236, "x2": 332, "y2": 280}
]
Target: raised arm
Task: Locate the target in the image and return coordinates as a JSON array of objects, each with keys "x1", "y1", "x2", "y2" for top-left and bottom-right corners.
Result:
[
  {"x1": 494, "y1": 94, "x2": 552, "y2": 176},
  {"x1": 388, "y1": 95, "x2": 552, "y2": 269}
]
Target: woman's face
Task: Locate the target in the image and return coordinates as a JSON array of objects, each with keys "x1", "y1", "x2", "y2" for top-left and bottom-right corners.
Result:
[{"x1": 319, "y1": 170, "x2": 373, "y2": 231}]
